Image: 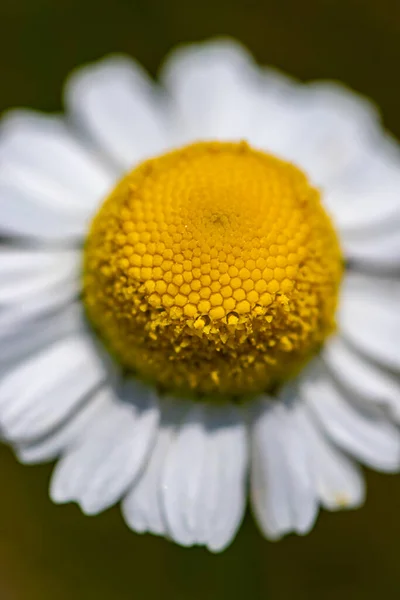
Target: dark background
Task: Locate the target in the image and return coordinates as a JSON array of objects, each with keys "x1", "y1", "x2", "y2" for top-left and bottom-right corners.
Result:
[{"x1": 1, "y1": 0, "x2": 400, "y2": 598}]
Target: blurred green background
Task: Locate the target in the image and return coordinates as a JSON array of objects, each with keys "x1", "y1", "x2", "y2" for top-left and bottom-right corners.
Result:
[{"x1": 1, "y1": 0, "x2": 400, "y2": 598}]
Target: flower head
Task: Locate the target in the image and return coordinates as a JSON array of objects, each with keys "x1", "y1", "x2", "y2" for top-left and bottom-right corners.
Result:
[
  {"x1": 0, "y1": 39, "x2": 399, "y2": 552},
  {"x1": 84, "y1": 140, "x2": 342, "y2": 397}
]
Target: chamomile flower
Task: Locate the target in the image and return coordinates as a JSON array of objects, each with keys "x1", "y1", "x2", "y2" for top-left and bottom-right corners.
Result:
[{"x1": 1, "y1": 39, "x2": 400, "y2": 552}]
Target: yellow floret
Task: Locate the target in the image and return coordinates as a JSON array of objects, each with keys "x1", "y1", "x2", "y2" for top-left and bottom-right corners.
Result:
[{"x1": 83, "y1": 141, "x2": 343, "y2": 399}]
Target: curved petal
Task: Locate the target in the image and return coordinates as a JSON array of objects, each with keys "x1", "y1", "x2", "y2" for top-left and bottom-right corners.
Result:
[
  {"x1": 161, "y1": 38, "x2": 269, "y2": 144},
  {"x1": 323, "y1": 335, "x2": 400, "y2": 422},
  {"x1": 0, "y1": 110, "x2": 115, "y2": 240},
  {"x1": 161, "y1": 37, "x2": 303, "y2": 154},
  {"x1": 341, "y1": 225, "x2": 400, "y2": 272},
  {"x1": 121, "y1": 399, "x2": 186, "y2": 538},
  {"x1": 250, "y1": 398, "x2": 318, "y2": 540},
  {"x1": 323, "y1": 138, "x2": 400, "y2": 235},
  {"x1": 65, "y1": 56, "x2": 170, "y2": 170},
  {"x1": 0, "y1": 278, "x2": 80, "y2": 340},
  {"x1": 202, "y1": 407, "x2": 248, "y2": 553},
  {"x1": 50, "y1": 380, "x2": 159, "y2": 515},
  {"x1": 161, "y1": 40, "x2": 384, "y2": 194},
  {"x1": 0, "y1": 179, "x2": 85, "y2": 241},
  {"x1": 339, "y1": 273, "x2": 400, "y2": 371},
  {"x1": 0, "y1": 302, "x2": 84, "y2": 374},
  {"x1": 0, "y1": 334, "x2": 108, "y2": 443},
  {"x1": 0, "y1": 248, "x2": 80, "y2": 305},
  {"x1": 161, "y1": 402, "x2": 248, "y2": 552},
  {"x1": 272, "y1": 82, "x2": 381, "y2": 188},
  {"x1": 294, "y1": 402, "x2": 365, "y2": 511},
  {"x1": 16, "y1": 386, "x2": 114, "y2": 464},
  {"x1": 300, "y1": 360, "x2": 400, "y2": 472}
]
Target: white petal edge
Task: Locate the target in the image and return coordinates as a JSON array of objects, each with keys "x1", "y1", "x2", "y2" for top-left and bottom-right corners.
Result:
[
  {"x1": 50, "y1": 379, "x2": 159, "y2": 515},
  {"x1": 323, "y1": 137, "x2": 400, "y2": 234},
  {"x1": 267, "y1": 81, "x2": 382, "y2": 188},
  {"x1": 0, "y1": 276, "x2": 80, "y2": 340},
  {"x1": 161, "y1": 38, "x2": 387, "y2": 195},
  {"x1": 161, "y1": 38, "x2": 272, "y2": 144},
  {"x1": 0, "y1": 248, "x2": 80, "y2": 305},
  {"x1": 0, "y1": 302, "x2": 84, "y2": 376},
  {"x1": 0, "y1": 333, "x2": 108, "y2": 442},
  {"x1": 65, "y1": 55, "x2": 170, "y2": 171},
  {"x1": 323, "y1": 335, "x2": 400, "y2": 422},
  {"x1": 250, "y1": 398, "x2": 318, "y2": 540},
  {"x1": 161, "y1": 37, "x2": 316, "y2": 159},
  {"x1": 339, "y1": 273, "x2": 400, "y2": 371},
  {"x1": 16, "y1": 386, "x2": 115, "y2": 464},
  {"x1": 294, "y1": 402, "x2": 365, "y2": 511},
  {"x1": 341, "y1": 224, "x2": 400, "y2": 272},
  {"x1": 0, "y1": 110, "x2": 115, "y2": 240},
  {"x1": 161, "y1": 402, "x2": 248, "y2": 552},
  {"x1": 121, "y1": 399, "x2": 186, "y2": 538},
  {"x1": 300, "y1": 360, "x2": 400, "y2": 472}
]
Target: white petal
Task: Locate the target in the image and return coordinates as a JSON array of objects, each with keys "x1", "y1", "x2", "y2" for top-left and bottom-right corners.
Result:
[
  {"x1": 0, "y1": 248, "x2": 80, "y2": 304},
  {"x1": 161, "y1": 39, "x2": 266, "y2": 143},
  {"x1": 339, "y1": 273, "x2": 400, "y2": 371},
  {"x1": 281, "y1": 82, "x2": 380, "y2": 186},
  {"x1": 250, "y1": 398, "x2": 318, "y2": 540},
  {"x1": 161, "y1": 404, "x2": 209, "y2": 547},
  {"x1": 50, "y1": 379, "x2": 159, "y2": 515},
  {"x1": 323, "y1": 335, "x2": 400, "y2": 422},
  {"x1": 16, "y1": 386, "x2": 114, "y2": 464},
  {"x1": 203, "y1": 407, "x2": 248, "y2": 553},
  {"x1": 161, "y1": 402, "x2": 248, "y2": 551},
  {"x1": 161, "y1": 40, "x2": 388, "y2": 203},
  {"x1": 121, "y1": 399, "x2": 185, "y2": 537},
  {"x1": 0, "y1": 111, "x2": 115, "y2": 240},
  {"x1": 323, "y1": 139, "x2": 400, "y2": 234},
  {"x1": 300, "y1": 360, "x2": 400, "y2": 472},
  {"x1": 0, "y1": 247, "x2": 76, "y2": 275},
  {"x1": 341, "y1": 225, "x2": 400, "y2": 272},
  {"x1": 165, "y1": 40, "x2": 400, "y2": 239},
  {"x1": 0, "y1": 177, "x2": 85, "y2": 240},
  {"x1": 294, "y1": 402, "x2": 365, "y2": 511},
  {"x1": 0, "y1": 302, "x2": 84, "y2": 373},
  {"x1": 66, "y1": 56, "x2": 170, "y2": 170},
  {"x1": 0, "y1": 334, "x2": 107, "y2": 442},
  {"x1": 0, "y1": 278, "x2": 79, "y2": 339}
]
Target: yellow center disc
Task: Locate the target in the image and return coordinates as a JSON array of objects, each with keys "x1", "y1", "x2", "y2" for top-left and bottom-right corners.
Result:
[{"x1": 83, "y1": 141, "x2": 343, "y2": 399}]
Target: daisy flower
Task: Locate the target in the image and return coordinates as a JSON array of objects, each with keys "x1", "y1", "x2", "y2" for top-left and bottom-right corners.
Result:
[{"x1": 1, "y1": 38, "x2": 400, "y2": 553}]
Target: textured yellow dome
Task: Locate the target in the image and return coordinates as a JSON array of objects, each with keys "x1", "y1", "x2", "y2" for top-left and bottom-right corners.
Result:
[{"x1": 83, "y1": 141, "x2": 343, "y2": 399}]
